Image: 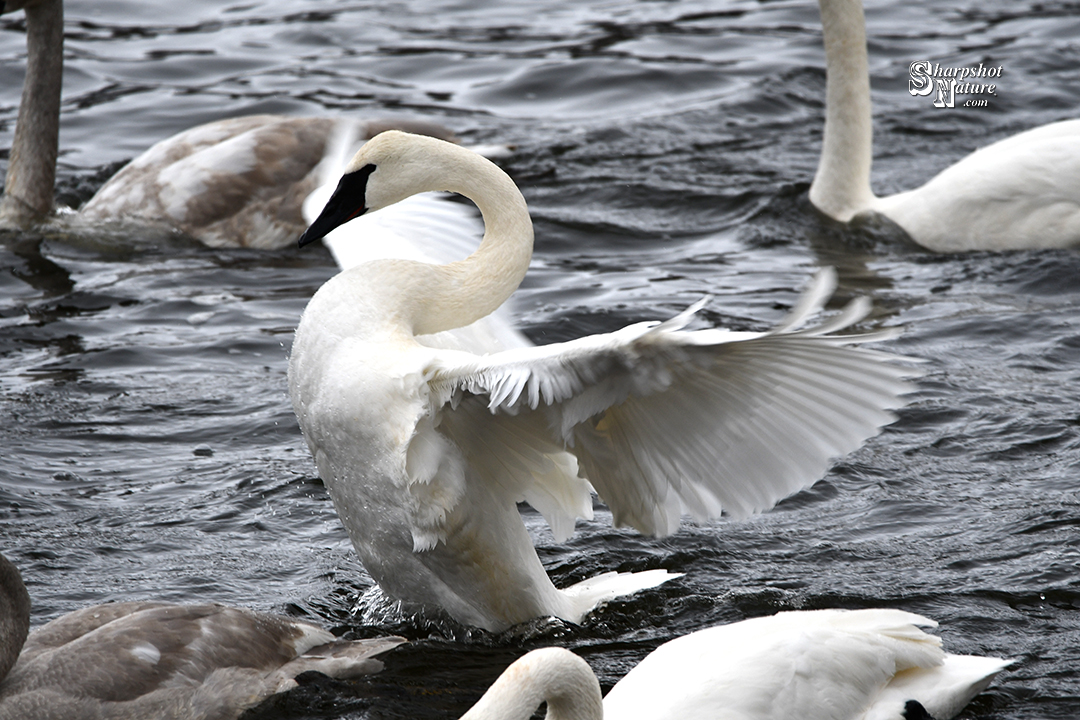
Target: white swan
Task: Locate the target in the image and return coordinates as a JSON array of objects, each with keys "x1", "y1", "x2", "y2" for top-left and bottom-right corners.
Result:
[
  {"x1": 460, "y1": 609, "x2": 1011, "y2": 720},
  {"x1": 289, "y1": 129, "x2": 917, "y2": 632},
  {"x1": 0, "y1": 552, "x2": 403, "y2": 719},
  {"x1": 809, "y1": 0, "x2": 1080, "y2": 252},
  {"x1": 0, "y1": 0, "x2": 500, "y2": 262}
]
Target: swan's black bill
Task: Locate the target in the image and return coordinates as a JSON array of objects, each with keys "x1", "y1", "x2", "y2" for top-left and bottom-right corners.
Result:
[{"x1": 297, "y1": 164, "x2": 377, "y2": 248}]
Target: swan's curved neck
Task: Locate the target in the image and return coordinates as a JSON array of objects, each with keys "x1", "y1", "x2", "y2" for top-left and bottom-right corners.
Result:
[
  {"x1": 419, "y1": 152, "x2": 532, "y2": 336},
  {"x1": 0, "y1": 0, "x2": 64, "y2": 227},
  {"x1": 808, "y1": 0, "x2": 876, "y2": 221},
  {"x1": 460, "y1": 648, "x2": 603, "y2": 720},
  {"x1": 343, "y1": 136, "x2": 533, "y2": 338},
  {"x1": 0, "y1": 554, "x2": 31, "y2": 683}
]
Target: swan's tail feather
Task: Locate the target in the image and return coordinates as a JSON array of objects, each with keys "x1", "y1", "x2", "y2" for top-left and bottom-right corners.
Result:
[
  {"x1": 560, "y1": 569, "x2": 681, "y2": 623},
  {"x1": 865, "y1": 653, "x2": 1013, "y2": 720}
]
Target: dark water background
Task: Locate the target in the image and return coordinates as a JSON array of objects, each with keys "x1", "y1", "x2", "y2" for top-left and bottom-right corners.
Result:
[{"x1": 2, "y1": 0, "x2": 1080, "y2": 717}]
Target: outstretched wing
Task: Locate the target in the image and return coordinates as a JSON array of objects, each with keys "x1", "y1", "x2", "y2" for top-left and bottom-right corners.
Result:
[{"x1": 430, "y1": 269, "x2": 918, "y2": 538}]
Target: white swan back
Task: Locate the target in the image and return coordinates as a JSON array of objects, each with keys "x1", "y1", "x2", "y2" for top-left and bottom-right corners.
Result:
[
  {"x1": 459, "y1": 610, "x2": 1009, "y2": 720},
  {"x1": 809, "y1": 0, "x2": 1080, "y2": 251}
]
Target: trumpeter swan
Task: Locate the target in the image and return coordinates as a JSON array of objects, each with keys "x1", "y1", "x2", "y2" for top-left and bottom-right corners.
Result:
[
  {"x1": 0, "y1": 0, "x2": 500, "y2": 261},
  {"x1": 460, "y1": 609, "x2": 1011, "y2": 720},
  {"x1": 0, "y1": 552, "x2": 403, "y2": 719},
  {"x1": 809, "y1": 0, "x2": 1080, "y2": 252},
  {"x1": 289, "y1": 130, "x2": 917, "y2": 632}
]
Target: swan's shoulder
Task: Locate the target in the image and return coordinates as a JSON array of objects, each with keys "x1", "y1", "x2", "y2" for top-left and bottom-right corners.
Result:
[
  {"x1": 971, "y1": 118, "x2": 1080, "y2": 155},
  {"x1": 875, "y1": 120, "x2": 1080, "y2": 251},
  {"x1": 81, "y1": 115, "x2": 338, "y2": 248}
]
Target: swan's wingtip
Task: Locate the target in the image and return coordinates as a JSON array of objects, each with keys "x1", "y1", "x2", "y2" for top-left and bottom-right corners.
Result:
[{"x1": 770, "y1": 266, "x2": 839, "y2": 334}]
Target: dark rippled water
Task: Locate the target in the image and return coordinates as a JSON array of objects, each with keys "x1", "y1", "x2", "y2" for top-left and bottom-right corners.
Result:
[{"x1": 2, "y1": 1, "x2": 1080, "y2": 717}]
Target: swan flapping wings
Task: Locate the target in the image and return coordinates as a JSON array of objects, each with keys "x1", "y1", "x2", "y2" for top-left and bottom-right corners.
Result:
[{"x1": 291, "y1": 131, "x2": 919, "y2": 629}]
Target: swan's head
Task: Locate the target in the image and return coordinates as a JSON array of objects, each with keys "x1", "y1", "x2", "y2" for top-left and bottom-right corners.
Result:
[
  {"x1": 298, "y1": 130, "x2": 460, "y2": 248},
  {"x1": 460, "y1": 647, "x2": 603, "y2": 720}
]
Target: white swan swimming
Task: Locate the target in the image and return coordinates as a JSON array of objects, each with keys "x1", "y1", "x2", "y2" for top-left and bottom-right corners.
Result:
[
  {"x1": 0, "y1": 0, "x2": 500, "y2": 263},
  {"x1": 459, "y1": 608, "x2": 1011, "y2": 720},
  {"x1": 809, "y1": 0, "x2": 1080, "y2": 252},
  {"x1": 289, "y1": 129, "x2": 918, "y2": 632},
  {"x1": 0, "y1": 552, "x2": 403, "y2": 719}
]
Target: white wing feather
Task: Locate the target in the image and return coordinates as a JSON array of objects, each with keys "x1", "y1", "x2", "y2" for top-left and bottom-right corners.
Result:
[
  {"x1": 314, "y1": 189, "x2": 492, "y2": 270},
  {"x1": 437, "y1": 398, "x2": 594, "y2": 543},
  {"x1": 431, "y1": 269, "x2": 918, "y2": 537}
]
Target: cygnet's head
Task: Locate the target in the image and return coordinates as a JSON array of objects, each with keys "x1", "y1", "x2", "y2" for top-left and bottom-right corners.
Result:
[{"x1": 298, "y1": 130, "x2": 459, "y2": 248}]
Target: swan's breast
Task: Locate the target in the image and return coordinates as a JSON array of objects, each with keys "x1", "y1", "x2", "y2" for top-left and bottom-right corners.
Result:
[{"x1": 290, "y1": 315, "x2": 470, "y2": 555}]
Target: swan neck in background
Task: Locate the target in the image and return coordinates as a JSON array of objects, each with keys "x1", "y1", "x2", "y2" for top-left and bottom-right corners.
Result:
[
  {"x1": 0, "y1": 0, "x2": 63, "y2": 227},
  {"x1": 0, "y1": 555, "x2": 31, "y2": 683},
  {"x1": 410, "y1": 143, "x2": 533, "y2": 336},
  {"x1": 460, "y1": 649, "x2": 603, "y2": 720},
  {"x1": 809, "y1": 0, "x2": 876, "y2": 221}
]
